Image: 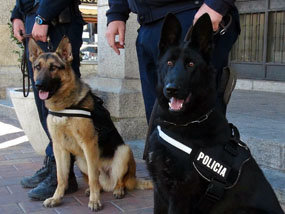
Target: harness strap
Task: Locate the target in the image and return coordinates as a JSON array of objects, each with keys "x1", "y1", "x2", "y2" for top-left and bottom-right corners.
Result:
[{"x1": 48, "y1": 109, "x2": 92, "y2": 118}]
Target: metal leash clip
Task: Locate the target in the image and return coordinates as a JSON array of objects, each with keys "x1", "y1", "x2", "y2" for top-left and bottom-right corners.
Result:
[{"x1": 216, "y1": 14, "x2": 232, "y2": 36}]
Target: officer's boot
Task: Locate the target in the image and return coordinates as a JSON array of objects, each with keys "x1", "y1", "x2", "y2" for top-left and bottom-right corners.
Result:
[
  {"x1": 28, "y1": 156, "x2": 78, "y2": 201},
  {"x1": 20, "y1": 156, "x2": 51, "y2": 188},
  {"x1": 27, "y1": 157, "x2": 57, "y2": 200}
]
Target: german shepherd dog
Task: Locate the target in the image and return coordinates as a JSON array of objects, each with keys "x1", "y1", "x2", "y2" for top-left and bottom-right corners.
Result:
[
  {"x1": 28, "y1": 37, "x2": 152, "y2": 211},
  {"x1": 146, "y1": 13, "x2": 283, "y2": 214}
]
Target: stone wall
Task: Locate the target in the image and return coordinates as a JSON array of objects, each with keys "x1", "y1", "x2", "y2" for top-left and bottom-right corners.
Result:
[{"x1": 0, "y1": 0, "x2": 22, "y2": 98}]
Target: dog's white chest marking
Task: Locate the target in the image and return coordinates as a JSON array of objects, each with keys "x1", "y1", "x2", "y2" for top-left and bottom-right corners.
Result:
[{"x1": 196, "y1": 152, "x2": 228, "y2": 178}]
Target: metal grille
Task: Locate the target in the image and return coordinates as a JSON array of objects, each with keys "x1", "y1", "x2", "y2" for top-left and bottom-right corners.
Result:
[
  {"x1": 267, "y1": 11, "x2": 285, "y2": 63},
  {"x1": 231, "y1": 13, "x2": 265, "y2": 62}
]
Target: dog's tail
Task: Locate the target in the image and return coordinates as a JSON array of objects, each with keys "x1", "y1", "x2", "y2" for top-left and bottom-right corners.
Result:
[{"x1": 125, "y1": 177, "x2": 153, "y2": 190}]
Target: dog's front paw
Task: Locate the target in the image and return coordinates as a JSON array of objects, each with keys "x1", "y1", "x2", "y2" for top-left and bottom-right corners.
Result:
[
  {"x1": 113, "y1": 188, "x2": 125, "y2": 199},
  {"x1": 43, "y1": 197, "x2": 61, "y2": 208},
  {"x1": 88, "y1": 200, "x2": 102, "y2": 211}
]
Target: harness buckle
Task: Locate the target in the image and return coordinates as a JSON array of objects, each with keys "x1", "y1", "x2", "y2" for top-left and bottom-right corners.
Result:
[{"x1": 205, "y1": 180, "x2": 225, "y2": 202}]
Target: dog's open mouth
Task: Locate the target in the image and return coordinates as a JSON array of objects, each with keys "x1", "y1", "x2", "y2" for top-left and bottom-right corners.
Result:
[
  {"x1": 39, "y1": 90, "x2": 49, "y2": 100},
  {"x1": 168, "y1": 93, "x2": 191, "y2": 112}
]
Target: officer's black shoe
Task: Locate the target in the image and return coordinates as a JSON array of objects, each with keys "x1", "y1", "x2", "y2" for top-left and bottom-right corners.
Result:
[
  {"x1": 20, "y1": 156, "x2": 51, "y2": 188},
  {"x1": 27, "y1": 156, "x2": 78, "y2": 200}
]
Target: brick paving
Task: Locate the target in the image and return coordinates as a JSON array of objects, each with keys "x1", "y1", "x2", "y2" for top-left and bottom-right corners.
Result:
[{"x1": 0, "y1": 115, "x2": 154, "y2": 214}]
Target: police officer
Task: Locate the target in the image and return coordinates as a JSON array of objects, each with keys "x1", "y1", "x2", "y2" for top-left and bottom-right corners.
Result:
[
  {"x1": 105, "y1": 0, "x2": 240, "y2": 122},
  {"x1": 11, "y1": 0, "x2": 84, "y2": 200}
]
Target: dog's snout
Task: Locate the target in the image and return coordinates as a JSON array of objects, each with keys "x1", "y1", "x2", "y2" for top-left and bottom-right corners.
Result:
[
  {"x1": 35, "y1": 79, "x2": 44, "y2": 90},
  {"x1": 165, "y1": 83, "x2": 179, "y2": 97}
]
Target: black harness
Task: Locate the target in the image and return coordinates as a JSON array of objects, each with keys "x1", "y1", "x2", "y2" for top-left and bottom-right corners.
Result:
[
  {"x1": 48, "y1": 92, "x2": 122, "y2": 157},
  {"x1": 156, "y1": 122, "x2": 251, "y2": 211}
]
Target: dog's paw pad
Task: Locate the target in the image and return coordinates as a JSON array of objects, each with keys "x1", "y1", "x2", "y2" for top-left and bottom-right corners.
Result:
[
  {"x1": 43, "y1": 198, "x2": 61, "y2": 208},
  {"x1": 88, "y1": 200, "x2": 102, "y2": 211},
  {"x1": 113, "y1": 188, "x2": 125, "y2": 199},
  {"x1": 85, "y1": 188, "x2": 90, "y2": 197}
]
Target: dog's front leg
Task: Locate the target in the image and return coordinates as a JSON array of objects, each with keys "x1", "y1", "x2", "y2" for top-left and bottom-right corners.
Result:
[
  {"x1": 83, "y1": 139, "x2": 102, "y2": 211},
  {"x1": 43, "y1": 144, "x2": 70, "y2": 208}
]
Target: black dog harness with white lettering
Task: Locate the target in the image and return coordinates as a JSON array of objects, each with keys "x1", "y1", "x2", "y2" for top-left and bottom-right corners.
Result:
[{"x1": 156, "y1": 123, "x2": 251, "y2": 209}]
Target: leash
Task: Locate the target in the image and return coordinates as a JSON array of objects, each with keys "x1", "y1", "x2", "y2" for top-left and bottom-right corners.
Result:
[
  {"x1": 184, "y1": 14, "x2": 233, "y2": 42},
  {"x1": 20, "y1": 32, "x2": 32, "y2": 97},
  {"x1": 20, "y1": 32, "x2": 53, "y2": 97}
]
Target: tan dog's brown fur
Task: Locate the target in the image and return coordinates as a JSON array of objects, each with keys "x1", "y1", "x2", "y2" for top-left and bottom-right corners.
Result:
[{"x1": 28, "y1": 37, "x2": 152, "y2": 211}]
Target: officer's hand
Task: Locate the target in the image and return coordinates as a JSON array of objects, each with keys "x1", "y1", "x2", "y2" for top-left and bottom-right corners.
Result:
[
  {"x1": 12, "y1": 19, "x2": 25, "y2": 42},
  {"x1": 105, "y1": 21, "x2": 126, "y2": 55},
  {"x1": 32, "y1": 23, "x2": 49, "y2": 42},
  {"x1": 194, "y1": 3, "x2": 223, "y2": 32}
]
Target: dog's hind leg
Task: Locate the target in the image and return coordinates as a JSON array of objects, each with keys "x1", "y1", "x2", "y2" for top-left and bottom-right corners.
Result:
[
  {"x1": 43, "y1": 144, "x2": 70, "y2": 208},
  {"x1": 111, "y1": 145, "x2": 135, "y2": 199}
]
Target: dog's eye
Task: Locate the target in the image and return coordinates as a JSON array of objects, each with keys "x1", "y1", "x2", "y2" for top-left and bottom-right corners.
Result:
[
  {"x1": 34, "y1": 65, "x2": 41, "y2": 70},
  {"x1": 50, "y1": 65, "x2": 57, "y2": 71},
  {"x1": 167, "y1": 61, "x2": 174, "y2": 67},
  {"x1": 188, "y1": 62, "x2": 195, "y2": 67}
]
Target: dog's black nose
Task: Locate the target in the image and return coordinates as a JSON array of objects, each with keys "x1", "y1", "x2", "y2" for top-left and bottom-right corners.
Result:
[
  {"x1": 35, "y1": 79, "x2": 44, "y2": 90},
  {"x1": 165, "y1": 83, "x2": 179, "y2": 97}
]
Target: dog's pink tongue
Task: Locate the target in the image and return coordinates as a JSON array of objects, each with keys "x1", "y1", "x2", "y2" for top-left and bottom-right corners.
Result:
[
  {"x1": 39, "y1": 90, "x2": 49, "y2": 100},
  {"x1": 169, "y1": 97, "x2": 184, "y2": 111}
]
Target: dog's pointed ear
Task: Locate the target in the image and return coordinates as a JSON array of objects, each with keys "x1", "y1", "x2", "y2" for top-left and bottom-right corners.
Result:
[
  {"x1": 190, "y1": 13, "x2": 213, "y2": 57},
  {"x1": 28, "y1": 38, "x2": 44, "y2": 63},
  {"x1": 159, "y1": 13, "x2": 182, "y2": 57},
  {"x1": 56, "y1": 36, "x2": 73, "y2": 62}
]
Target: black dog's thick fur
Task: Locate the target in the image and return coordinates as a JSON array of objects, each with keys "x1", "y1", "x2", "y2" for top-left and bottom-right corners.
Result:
[{"x1": 146, "y1": 13, "x2": 283, "y2": 214}]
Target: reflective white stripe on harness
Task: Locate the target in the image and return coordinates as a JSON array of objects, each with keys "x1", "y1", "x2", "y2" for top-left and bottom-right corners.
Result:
[
  {"x1": 49, "y1": 109, "x2": 91, "y2": 117},
  {"x1": 157, "y1": 125, "x2": 192, "y2": 154}
]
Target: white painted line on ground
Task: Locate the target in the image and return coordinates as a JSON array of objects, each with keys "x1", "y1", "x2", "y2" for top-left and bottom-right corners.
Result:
[
  {"x1": 0, "y1": 122, "x2": 23, "y2": 136},
  {"x1": 0, "y1": 136, "x2": 28, "y2": 149}
]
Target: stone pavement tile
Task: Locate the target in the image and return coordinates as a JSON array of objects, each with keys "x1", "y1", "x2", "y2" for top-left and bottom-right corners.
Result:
[
  {"x1": 0, "y1": 158, "x2": 35, "y2": 166},
  {"x1": 19, "y1": 196, "x2": 80, "y2": 213},
  {"x1": 125, "y1": 207, "x2": 154, "y2": 214},
  {"x1": 5, "y1": 152, "x2": 41, "y2": 160},
  {"x1": 128, "y1": 189, "x2": 153, "y2": 199},
  {"x1": 0, "y1": 186, "x2": 10, "y2": 195},
  {"x1": 0, "y1": 154, "x2": 6, "y2": 161},
  {"x1": 74, "y1": 191, "x2": 133, "y2": 206},
  {"x1": 0, "y1": 203, "x2": 24, "y2": 214},
  {"x1": 55, "y1": 201, "x2": 122, "y2": 214},
  {"x1": 111, "y1": 195, "x2": 153, "y2": 212},
  {"x1": 0, "y1": 132, "x2": 25, "y2": 143},
  {"x1": 6, "y1": 184, "x2": 30, "y2": 194},
  {"x1": 13, "y1": 162, "x2": 43, "y2": 172},
  {"x1": 0, "y1": 176, "x2": 23, "y2": 186},
  {"x1": 1, "y1": 168, "x2": 36, "y2": 179},
  {"x1": 29, "y1": 210, "x2": 58, "y2": 214}
]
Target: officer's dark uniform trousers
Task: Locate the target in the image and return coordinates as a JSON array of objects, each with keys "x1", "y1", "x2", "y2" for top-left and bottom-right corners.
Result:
[
  {"x1": 136, "y1": 9, "x2": 240, "y2": 122},
  {"x1": 25, "y1": 14, "x2": 83, "y2": 157}
]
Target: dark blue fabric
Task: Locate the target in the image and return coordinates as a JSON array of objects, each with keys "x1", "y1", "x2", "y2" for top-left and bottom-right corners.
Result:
[
  {"x1": 107, "y1": 0, "x2": 236, "y2": 25},
  {"x1": 24, "y1": 13, "x2": 83, "y2": 157},
  {"x1": 136, "y1": 9, "x2": 239, "y2": 122}
]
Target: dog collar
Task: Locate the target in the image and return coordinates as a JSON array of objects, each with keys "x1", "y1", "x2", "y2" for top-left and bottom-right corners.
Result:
[
  {"x1": 159, "y1": 108, "x2": 214, "y2": 127},
  {"x1": 48, "y1": 108, "x2": 92, "y2": 118}
]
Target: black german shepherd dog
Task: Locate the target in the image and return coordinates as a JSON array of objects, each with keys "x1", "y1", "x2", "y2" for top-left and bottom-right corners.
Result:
[{"x1": 146, "y1": 13, "x2": 283, "y2": 214}]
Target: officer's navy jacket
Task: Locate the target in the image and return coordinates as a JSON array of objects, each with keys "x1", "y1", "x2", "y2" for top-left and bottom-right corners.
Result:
[
  {"x1": 11, "y1": 0, "x2": 76, "y2": 22},
  {"x1": 106, "y1": 0, "x2": 237, "y2": 25}
]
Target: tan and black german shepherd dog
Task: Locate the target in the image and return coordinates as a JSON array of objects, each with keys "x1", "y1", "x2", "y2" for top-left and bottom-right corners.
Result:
[{"x1": 28, "y1": 37, "x2": 152, "y2": 211}]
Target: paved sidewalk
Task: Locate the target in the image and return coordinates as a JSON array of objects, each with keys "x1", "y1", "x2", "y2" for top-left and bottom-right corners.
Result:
[
  {"x1": 0, "y1": 89, "x2": 285, "y2": 213},
  {"x1": 0, "y1": 114, "x2": 153, "y2": 214}
]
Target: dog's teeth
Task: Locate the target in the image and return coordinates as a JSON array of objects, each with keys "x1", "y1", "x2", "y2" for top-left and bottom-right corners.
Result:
[
  {"x1": 169, "y1": 102, "x2": 171, "y2": 107},
  {"x1": 180, "y1": 103, "x2": 183, "y2": 108}
]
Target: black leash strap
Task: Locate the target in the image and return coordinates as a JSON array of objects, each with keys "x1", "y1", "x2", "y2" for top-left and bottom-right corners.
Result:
[{"x1": 21, "y1": 33, "x2": 31, "y2": 97}]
